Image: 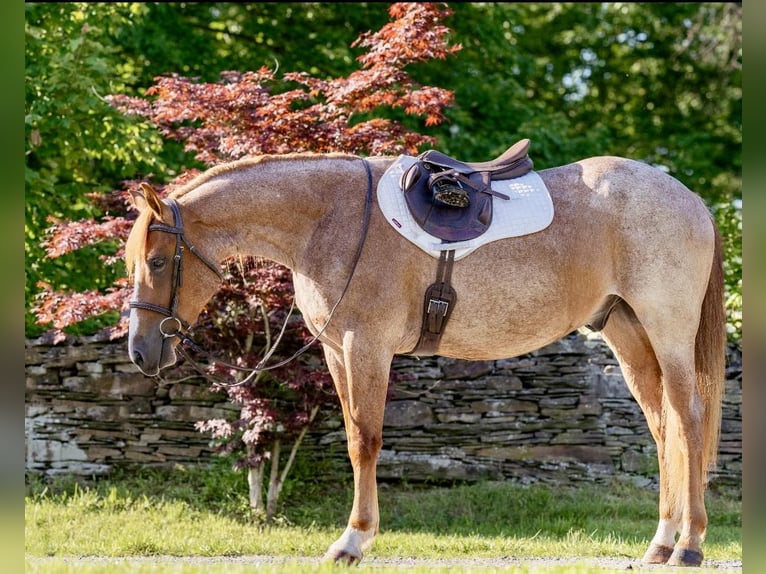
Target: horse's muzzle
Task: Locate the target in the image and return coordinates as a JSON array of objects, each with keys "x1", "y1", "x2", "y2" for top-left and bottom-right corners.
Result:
[{"x1": 129, "y1": 334, "x2": 177, "y2": 376}]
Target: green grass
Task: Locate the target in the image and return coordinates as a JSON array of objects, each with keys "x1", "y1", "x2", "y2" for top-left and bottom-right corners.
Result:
[{"x1": 25, "y1": 463, "x2": 741, "y2": 573}]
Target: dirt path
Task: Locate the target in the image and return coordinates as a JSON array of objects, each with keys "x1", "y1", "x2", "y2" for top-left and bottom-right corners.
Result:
[{"x1": 26, "y1": 555, "x2": 744, "y2": 571}]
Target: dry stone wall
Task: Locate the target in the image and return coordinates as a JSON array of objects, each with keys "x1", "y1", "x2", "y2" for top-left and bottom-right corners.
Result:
[{"x1": 25, "y1": 333, "x2": 742, "y2": 487}]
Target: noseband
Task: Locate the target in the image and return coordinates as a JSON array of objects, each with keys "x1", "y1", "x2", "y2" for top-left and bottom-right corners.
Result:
[{"x1": 129, "y1": 198, "x2": 225, "y2": 337}]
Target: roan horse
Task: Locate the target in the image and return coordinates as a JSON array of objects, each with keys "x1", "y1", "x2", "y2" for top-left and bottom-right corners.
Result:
[{"x1": 125, "y1": 151, "x2": 725, "y2": 567}]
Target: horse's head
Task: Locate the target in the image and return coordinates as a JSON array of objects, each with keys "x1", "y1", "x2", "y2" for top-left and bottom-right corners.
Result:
[{"x1": 126, "y1": 183, "x2": 224, "y2": 376}]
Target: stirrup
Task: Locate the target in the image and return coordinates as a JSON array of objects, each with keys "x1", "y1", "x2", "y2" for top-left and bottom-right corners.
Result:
[{"x1": 432, "y1": 180, "x2": 470, "y2": 208}]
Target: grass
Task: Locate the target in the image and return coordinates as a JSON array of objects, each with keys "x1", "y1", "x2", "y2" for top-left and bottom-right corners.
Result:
[{"x1": 25, "y1": 461, "x2": 742, "y2": 573}]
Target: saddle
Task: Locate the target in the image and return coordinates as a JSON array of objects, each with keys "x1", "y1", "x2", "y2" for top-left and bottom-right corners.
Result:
[{"x1": 400, "y1": 138, "x2": 534, "y2": 242}]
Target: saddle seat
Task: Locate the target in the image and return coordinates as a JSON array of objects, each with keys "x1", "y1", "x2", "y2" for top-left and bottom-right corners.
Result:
[
  {"x1": 419, "y1": 138, "x2": 532, "y2": 180},
  {"x1": 401, "y1": 138, "x2": 534, "y2": 242}
]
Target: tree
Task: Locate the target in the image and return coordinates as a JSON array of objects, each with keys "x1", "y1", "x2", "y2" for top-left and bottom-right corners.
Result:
[
  {"x1": 32, "y1": 2, "x2": 459, "y2": 520},
  {"x1": 25, "y1": 3, "x2": 169, "y2": 334},
  {"x1": 191, "y1": 262, "x2": 337, "y2": 519}
]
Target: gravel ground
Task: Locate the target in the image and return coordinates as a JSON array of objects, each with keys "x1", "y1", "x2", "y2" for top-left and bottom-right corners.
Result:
[{"x1": 26, "y1": 555, "x2": 743, "y2": 571}]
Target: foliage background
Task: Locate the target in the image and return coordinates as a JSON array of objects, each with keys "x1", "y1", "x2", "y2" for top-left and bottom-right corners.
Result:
[{"x1": 25, "y1": 2, "x2": 741, "y2": 340}]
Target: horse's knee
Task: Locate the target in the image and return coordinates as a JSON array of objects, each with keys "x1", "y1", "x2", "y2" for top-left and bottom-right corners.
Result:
[{"x1": 347, "y1": 428, "x2": 382, "y2": 465}]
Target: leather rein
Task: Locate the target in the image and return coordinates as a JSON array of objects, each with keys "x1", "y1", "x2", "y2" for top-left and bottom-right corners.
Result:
[{"x1": 130, "y1": 159, "x2": 374, "y2": 387}]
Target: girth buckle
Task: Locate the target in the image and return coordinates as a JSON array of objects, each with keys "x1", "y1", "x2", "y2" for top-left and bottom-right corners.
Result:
[{"x1": 427, "y1": 297, "x2": 450, "y2": 319}]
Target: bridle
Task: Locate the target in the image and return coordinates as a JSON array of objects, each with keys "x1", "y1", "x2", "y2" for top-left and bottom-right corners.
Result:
[
  {"x1": 130, "y1": 159, "x2": 374, "y2": 386},
  {"x1": 129, "y1": 198, "x2": 226, "y2": 337}
]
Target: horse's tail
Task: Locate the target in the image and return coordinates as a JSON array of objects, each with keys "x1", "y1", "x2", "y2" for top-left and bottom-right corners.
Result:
[{"x1": 695, "y1": 221, "x2": 727, "y2": 480}]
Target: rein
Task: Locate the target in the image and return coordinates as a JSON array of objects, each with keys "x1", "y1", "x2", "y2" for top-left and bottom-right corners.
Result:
[{"x1": 131, "y1": 159, "x2": 374, "y2": 388}]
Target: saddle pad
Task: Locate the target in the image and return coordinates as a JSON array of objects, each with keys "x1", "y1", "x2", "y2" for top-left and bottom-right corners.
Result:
[{"x1": 377, "y1": 155, "x2": 554, "y2": 260}]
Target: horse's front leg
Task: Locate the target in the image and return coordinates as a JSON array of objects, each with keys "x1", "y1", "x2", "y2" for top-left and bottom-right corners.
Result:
[{"x1": 321, "y1": 336, "x2": 392, "y2": 564}]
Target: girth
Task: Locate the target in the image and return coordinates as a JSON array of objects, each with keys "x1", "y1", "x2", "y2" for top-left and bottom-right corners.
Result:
[{"x1": 409, "y1": 249, "x2": 457, "y2": 356}]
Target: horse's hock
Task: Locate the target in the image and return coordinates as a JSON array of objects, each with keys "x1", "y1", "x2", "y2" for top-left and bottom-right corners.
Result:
[{"x1": 24, "y1": 332, "x2": 742, "y2": 487}]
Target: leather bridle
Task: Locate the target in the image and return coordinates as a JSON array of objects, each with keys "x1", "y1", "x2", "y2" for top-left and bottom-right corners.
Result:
[
  {"x1": 129, "y1": 198, "x2": 225, "y2": 338},
  {"x1": 129, "y1": 159, "x2": 374, "y2": 385}
]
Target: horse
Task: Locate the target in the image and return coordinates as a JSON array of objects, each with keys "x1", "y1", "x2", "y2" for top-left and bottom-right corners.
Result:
[{"x1": 125, "y1": 151, "x2": 726, "y2": 567}]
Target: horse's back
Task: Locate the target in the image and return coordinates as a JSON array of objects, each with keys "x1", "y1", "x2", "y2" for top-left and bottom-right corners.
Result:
[{"x1": 546, "y1": 156, "x2": 713, "y2": 229}]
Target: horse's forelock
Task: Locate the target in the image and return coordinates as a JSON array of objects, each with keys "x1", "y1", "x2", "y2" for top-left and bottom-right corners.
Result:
[{"x1": 124, "y1": 209, "x2": 153, "y2": 278}]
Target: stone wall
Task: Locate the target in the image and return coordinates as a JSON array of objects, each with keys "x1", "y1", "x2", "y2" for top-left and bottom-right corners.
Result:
[{"x1": 25, "y1": 333, "x2": 742, "y2": 487}]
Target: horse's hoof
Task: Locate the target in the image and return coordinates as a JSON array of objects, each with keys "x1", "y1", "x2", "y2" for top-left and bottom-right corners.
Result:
[
  {"x1": 323, "y1": 549, "x2": 362, "y2": 565},
  {"x1": 667, "y1": 547, "x2": 704, "y2": 567},
  {"x1": 642, "y1": 543, "x2": 674, "y2": 564}
]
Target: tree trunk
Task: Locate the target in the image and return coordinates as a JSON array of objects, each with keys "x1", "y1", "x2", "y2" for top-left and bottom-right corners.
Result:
[
  {"x1": 265, "y1": 439, "x2": 281, "y2": 520},
  {"x1": 247, "y1": 458, "x2": 265, "y2": 514},
  {"x1": 264, "y1": 405, "x2": 321, "y2": 521}
]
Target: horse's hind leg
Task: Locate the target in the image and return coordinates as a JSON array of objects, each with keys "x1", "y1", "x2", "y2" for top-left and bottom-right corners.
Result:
[
  {"x1": 321, "y1": 336, "x2": 392, "y2": 564},
  {"x1": 613, "y1": 296, "x2": 714, "y2": 567},
  {"x1": 600, "y1": 302, "x2": 679, "y2": 564}
]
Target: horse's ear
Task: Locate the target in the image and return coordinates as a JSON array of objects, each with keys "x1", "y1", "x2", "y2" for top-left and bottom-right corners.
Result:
[{"x1": 130, "y1": 183, "x2": 169, "y2": 221}]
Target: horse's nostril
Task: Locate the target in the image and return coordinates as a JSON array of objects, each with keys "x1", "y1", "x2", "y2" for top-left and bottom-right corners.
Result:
[{"x1": 131, "y1": 349, "x2": 144, "y2": 369}]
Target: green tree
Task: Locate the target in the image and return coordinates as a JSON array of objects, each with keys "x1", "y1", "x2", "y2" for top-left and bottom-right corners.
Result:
[
  {"x1": 416, "y1": 3, "x2": 742, "y2": 340},
  {"x1": 25, "y1": 3, "x2": 167, "y2": 334}
]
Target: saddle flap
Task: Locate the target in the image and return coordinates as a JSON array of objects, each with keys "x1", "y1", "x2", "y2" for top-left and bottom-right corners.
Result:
[
  {"x1": 402, "y1": 162, "x2": 493, "y2": 242},
  {"x1": 399, "y1": 138, "x2": 535, "y2": 243}
]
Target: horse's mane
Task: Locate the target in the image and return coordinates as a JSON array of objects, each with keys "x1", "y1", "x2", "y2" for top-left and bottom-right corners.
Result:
[
  {"x1": 125, "y1": 152, "x2": 361, "y2": 275},
  {"x1": 169, "y1": 152, "x2": 360, "y2": 199}
]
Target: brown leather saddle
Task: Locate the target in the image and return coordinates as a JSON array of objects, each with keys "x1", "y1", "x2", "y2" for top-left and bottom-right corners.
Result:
[{"x1": 400, "y1": 138, "x2": 534, "y2": 242}]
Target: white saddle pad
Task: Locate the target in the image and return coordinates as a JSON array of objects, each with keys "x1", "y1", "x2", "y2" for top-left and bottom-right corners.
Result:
[{"x1": 377, "y1": 155, "x2": 554, "y2": 260}]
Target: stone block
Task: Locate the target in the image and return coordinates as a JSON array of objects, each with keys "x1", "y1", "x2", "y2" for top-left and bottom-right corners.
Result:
[
  {"x1": 383, "y1": 401, "x2": 434, "y2": 428},
  {"x1": 377, "y1": 450, "x2": 499, "y2": 481},
  {"x1": 125, "y1": 450, "x2": 165, "y2": 462},
  {"x1": 78, "y1": 362, "x2": 104, "y2": 374},
  {"x1": 436, "y1": 412, "x2": 482, "y2": 424},
  {"x1": 442, "y1": 359, "x2": 494, "y2": 380},
  {"x1": 471, "y1": 398, "x2": 538, "y2": 414},
  {"x1": 112, "y1": 375, "x2": 157, "y2": 397},
  {"x1": 87, "y1": 447, "x2": 123, "y2": 460},
  {"x1": 484, "y1": 374, "x2": 523, "y2": 391},
  {"x1": 168, "y1": 383, "x2": 221, "y2": 402},
  {"x1": 476, "y1": 444, "x2": 613, "y2": 466},
  {"x1": 157, "y1": 445, "x2": 202, "y2": 458}
]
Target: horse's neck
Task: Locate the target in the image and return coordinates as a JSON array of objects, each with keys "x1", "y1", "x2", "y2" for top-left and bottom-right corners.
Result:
[{"x1": 183, "y1": 155, "x2": 365, "y2": 271}]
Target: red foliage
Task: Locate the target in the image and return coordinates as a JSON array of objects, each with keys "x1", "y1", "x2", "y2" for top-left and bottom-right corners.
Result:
[
  {"x1": 106, "y1": 3, "x2": 458, "y2": 161},
  {"x1": 33, "y1": 280, "x2": 132, "y2": 344},
  {"x1": 190, "y1": 259, "x2": 337, "y2": 465}
]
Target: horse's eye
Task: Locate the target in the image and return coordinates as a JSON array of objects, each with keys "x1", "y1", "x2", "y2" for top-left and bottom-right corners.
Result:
[{"x1": 150, "y1": 257, "x2": 166, "y2": 271}]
